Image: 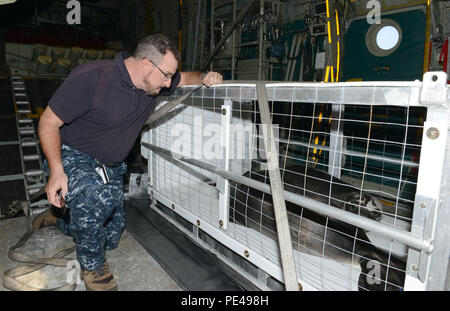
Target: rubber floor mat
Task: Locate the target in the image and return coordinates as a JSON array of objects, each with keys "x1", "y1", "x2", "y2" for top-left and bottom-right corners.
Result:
[{"x1": 124, "y1": 198, "x2": 258, "y2": 291}]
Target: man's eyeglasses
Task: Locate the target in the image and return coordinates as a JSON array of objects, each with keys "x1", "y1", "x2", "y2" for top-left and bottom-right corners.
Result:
[{"x1": 147, "y1": 58, "x2": 173, "y2": 81}]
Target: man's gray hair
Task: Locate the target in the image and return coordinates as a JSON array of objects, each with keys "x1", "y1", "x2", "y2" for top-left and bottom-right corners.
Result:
[{"x1": 134, "y1": 33, "x2": 181, "y2": 65}]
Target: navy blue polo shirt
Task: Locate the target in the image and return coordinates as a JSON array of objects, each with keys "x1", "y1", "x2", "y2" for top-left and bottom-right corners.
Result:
[{"x1": 49, "y1": 52, "x2": 181, "y2": 163}]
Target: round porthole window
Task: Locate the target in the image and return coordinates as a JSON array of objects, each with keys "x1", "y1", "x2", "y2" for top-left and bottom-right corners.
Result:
[{"x1": 366, "y1": 19, "x2": 402, "y2": 57}]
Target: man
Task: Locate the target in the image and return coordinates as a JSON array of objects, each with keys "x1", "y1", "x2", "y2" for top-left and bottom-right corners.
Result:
[{"x1": 36, "y1": 34, "x2": 223, "y2": 291}]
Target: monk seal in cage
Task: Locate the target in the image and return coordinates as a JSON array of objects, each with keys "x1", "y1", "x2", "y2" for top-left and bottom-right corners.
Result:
[{"x1": 229, "y1": 163, "x2": 406, "y2": 291}]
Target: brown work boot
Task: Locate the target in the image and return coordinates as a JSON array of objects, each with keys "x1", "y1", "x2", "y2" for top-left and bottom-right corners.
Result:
[
  {"x1": 81, "y1": 262, "x2": 118, "y2": 291},
  {"x1": 32, "y1": 208, "x2": 59, "y2": 230}
]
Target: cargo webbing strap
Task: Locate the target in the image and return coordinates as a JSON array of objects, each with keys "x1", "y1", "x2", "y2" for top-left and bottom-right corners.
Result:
[
  {"x1": 3, "y1": 212, "x2": 76, "y2": 291},
  {"x1": 255, "y1": 82, "x2": 299, "y2": 291}
]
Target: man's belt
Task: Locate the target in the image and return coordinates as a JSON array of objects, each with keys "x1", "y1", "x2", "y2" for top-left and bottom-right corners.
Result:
[{"x1": 95, "y1": 159, "x2": 122, "y2": 168}]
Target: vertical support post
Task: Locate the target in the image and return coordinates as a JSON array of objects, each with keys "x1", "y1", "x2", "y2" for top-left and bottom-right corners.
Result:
[
  {"x1": 145, "y1": 125, "x2": 158, "y2": 210},
  {"x1": 258, "y1": 0, "x2": 264, "y2": 80},
  {"x1": 323, "y1": 0, "x2": 337, "y2": 82},
  {"x1": 328, "y1": 103, "x2": 344, "y2": 178},
  {"x1": 289, "y1": 34, "x2": 302, "y2": 81},
  {"x1": 148, "y1": 127, "x2": 157, "y2": 208},
  {"x1": 218, "y1": 99, "x2": 232, "y2": 230},
  {"x1": 191, "y1": 0, "x2": 203, "y2": 70},
  {"x1": 256, "y1": 82, "x2": 299, "y2": 291},
  {"x1": 231, "y1": 0, "x2": 236, "y2": 80},
  {"x1": 404, "y1": 72, "x2": 449, "y2": 290},
  {"x1": 210, "y1": 0, "x2": 215, "y2": 71},
  {"x1": 199, "y1": 0, "x2": 207, "y2": 69}
]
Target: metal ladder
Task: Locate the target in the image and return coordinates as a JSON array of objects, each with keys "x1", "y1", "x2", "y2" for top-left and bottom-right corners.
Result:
[{"x1": 10, "y1": 75, "x2": 49, "y2": 217}]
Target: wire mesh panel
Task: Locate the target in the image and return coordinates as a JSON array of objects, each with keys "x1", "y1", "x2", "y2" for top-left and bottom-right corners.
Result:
[
  {"x1": 227, "y1": 101, "x2": 422, "y2": 290},
  {"x1": 141, "y1": 75, "x2": 450, "y2": 291},
  {"x1": 144, "y1": 89, "x2": 255, "y2": 229},
  {"x1": 148, "y1": 97, "x2": 221, "y2": 227}
]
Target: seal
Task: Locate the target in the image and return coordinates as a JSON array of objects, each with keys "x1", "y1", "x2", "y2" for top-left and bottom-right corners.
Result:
[{"x1": 229, "y1": 163, "x2": 406, "y2": 291}]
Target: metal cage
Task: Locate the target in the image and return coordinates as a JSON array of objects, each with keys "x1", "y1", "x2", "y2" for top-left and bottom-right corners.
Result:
[{"x1": 141, "y1": 72, "x2": 450, "y2": 291}]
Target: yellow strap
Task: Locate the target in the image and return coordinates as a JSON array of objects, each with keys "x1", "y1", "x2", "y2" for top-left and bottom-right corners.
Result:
[{"x1": 330, "y1": 66, "x2": 335, "y2": 82}]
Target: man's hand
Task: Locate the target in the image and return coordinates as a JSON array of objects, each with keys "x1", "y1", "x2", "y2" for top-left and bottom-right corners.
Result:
[
  {"x1": 201, "y1": 71, "x2": 223, "y2": 87},
  {"x1": 46, "y1": 169, "x2": 68, "y2": 208},
  {"x1": 38, "y1": 105, "x2": 67, "y2": 208}
]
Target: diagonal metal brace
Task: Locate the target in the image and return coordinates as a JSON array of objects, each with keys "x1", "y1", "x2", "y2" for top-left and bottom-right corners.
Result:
[{"x1": 143, "y1": 85, "x2": 203, "y2": 128}]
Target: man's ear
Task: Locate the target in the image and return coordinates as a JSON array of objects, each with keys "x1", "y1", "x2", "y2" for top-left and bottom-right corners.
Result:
[{"x1": 142, "y1": 58, "x2": 153, "y2": 73}]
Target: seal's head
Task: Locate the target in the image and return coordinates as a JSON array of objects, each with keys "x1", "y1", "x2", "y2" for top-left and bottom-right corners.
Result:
[{"x1": 343, "y1": 192, "x2": 383, "y2": 221}]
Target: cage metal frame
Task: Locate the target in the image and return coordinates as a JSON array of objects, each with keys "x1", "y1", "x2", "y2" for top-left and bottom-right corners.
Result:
[{"x1": 141, "y1": 72, "x2": 450, "y2": 290}]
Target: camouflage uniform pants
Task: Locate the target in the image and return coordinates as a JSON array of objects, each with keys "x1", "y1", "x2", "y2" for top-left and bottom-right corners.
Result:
[{"x1": 44, "y1": 144, "x2": 127, "y2": 271}]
